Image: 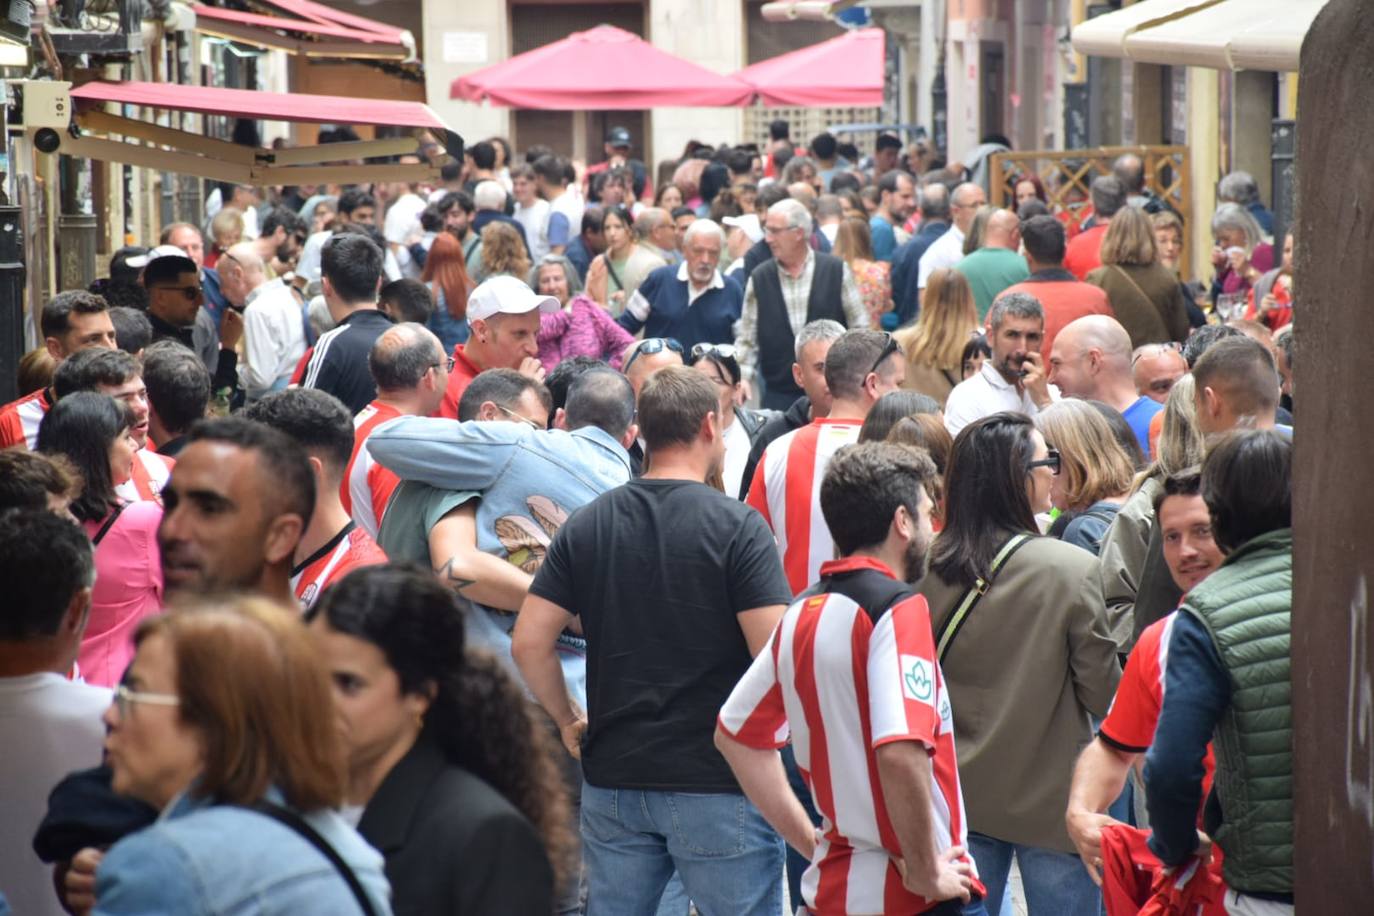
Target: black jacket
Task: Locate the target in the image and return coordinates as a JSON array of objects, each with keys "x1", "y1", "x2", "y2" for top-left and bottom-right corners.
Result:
[
  {"x1": 737, "y1": 395, "x2": 812, "y2": 500},
  {"x1": 357, "y1": 734, "x2": 553, "y2": 916}
]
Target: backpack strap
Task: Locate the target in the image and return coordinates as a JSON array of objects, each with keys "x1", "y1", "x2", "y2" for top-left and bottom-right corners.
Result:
[
  {"x1": 242, "y1": 800, "x2": 378, "y2": 916},
  {"x1": 934, "y1": 533, "x2": 1034, "y2": 663}
]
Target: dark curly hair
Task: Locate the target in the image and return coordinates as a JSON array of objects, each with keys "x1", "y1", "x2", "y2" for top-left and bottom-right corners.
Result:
[{"x1": 308, "y1": 565, "x2": 574, "y2": 885}]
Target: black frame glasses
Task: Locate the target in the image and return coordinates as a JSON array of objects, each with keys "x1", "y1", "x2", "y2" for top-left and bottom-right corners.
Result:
[
  {"x1": 152, "y1": 285, "x2": 203, "y2": 301},
  {"x1": 429, "y1": 356, "x2": 456, "y2": 373},
  {"x1": 624, "y1": 337, "x2": 684, "y2": 374},
  {"x1": 868, "y1": 333, "x2": 902, "y2": 377},
  {"x1": 1027, "y1": 448, "x2": 1061, "y2": 476}
]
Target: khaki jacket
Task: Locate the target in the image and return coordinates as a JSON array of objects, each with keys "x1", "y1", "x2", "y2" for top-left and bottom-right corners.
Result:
[
  {"x1": 1097, "y1": 477, "x2": 1161, "y2": 652},
  {"x1": 917, "y1": 533, "x2": 1122, "y2": 853}
]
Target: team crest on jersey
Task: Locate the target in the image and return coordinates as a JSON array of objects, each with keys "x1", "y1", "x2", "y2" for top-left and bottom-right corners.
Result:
[{"x1": 901, "y1": 654, "x2": 935, "y2": 706}]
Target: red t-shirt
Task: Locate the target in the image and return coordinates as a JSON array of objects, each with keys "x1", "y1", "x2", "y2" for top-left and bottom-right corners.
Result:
[
  {"x1": 436, "y1": 344, "x2": 484, "y2": 420},
  {"x1": 290, "y1": 523, "x2": 387, "y2": 610},
  {"x1": 999, "y1": 275, "x2": 1114, "y2": 362},
  {"x1": 1064, "y1": 224, "x2": 1110, "y2": 280}
]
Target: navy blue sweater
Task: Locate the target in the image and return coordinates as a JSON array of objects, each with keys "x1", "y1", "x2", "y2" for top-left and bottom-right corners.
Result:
[{"x1": 617, "y1": 265, "x2": 743, "y2": 350}]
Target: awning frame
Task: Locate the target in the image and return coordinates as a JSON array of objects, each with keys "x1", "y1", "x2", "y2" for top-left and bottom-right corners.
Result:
[
  {"x1": 35, "y1": 81, "x2": 458, "y2": 187},
  {"x1": 191, "y1": 5, "x2": 413, "y2": 61}
]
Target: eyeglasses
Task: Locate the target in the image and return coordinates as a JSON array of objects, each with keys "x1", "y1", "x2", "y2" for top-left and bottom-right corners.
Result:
[
  {"x1": 868, "y1": 333, "x2": 902, "y2": 377},
  {"x1": 689, "y1": 342, "x2": 737, "y2": 362},
  {"x1": 623, "y1": 337, "x2": 684, "y2": 374},
  {"x1": 496, "y1": 402, "x2": 543, "y2": 430},
  {"x1": 1131, "y1": 342, "x2": 1184, "y2": 365},
  {"x1": 152, "y1": 285, "x2": 203, "y2": 301},
  {"x1": 1027, "y1": 448, "x2": 1061, "y2": 476},
  {"x1": 113, "y1": 684, "x2": 181, "y2": 717},
  {"x1": 429, "y1": 357, "x2": 456, "y2": 373}
]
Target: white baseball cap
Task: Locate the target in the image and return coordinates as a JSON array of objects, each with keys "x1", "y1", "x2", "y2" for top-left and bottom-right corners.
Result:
[
  {"x1": 466, "y1": 274, "x2": 560, "y2": 323},
  {"x1": 125, "y1": 244, "x2": 191, "y2": 269},
  {"x1": 722, "y1": 214, "x2": 763, "y2": 244}
]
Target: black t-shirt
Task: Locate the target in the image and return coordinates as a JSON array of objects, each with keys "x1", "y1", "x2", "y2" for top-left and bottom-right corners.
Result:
[
  {"x1": 302, "y1": 309, "x2": 394, "y2": 415},
  {"x1": 529, "y1": 478, "x2": 792, "y2": 792}
]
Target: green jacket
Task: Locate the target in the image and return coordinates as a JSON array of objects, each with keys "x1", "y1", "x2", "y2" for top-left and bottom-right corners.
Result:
[{"x1": 1183, "y1": 527, "x2": 1293, "y2": 893}]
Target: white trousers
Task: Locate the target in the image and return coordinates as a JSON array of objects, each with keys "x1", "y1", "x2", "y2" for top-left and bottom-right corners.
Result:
[{"x1": 1225, "y1": 889, "x2": 1294, "y2": 916}]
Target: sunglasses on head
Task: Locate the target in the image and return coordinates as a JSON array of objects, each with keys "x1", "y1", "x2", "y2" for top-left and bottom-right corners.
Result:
[
  {"x1": 624, "y1": 337, "x2": 684, "y2": 374},
  {"x1": 868, "y1": 332, "x2": 902, "y2": 377}
]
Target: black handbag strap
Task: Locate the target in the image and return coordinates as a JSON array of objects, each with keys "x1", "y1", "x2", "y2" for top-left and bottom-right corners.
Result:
[
  {"x1": 244, "y1": 800, "x2": 378, "y2": 916},
  {"x1": 91, "y1": 503, "x2": 126, "y2": 546},
  {"x1": 933, "y1": 533, "x2": 1034, "y2": 663}
]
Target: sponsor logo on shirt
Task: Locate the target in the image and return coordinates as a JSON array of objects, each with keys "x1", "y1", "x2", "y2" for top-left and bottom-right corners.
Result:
[{"x1": 901, "y1": 654, "x2": 935, "y2": 706}]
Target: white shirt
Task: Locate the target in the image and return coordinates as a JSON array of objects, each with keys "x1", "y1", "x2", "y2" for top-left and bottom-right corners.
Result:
[
  {"x1": 0, "y1": 673, "x2": 109, "y2": 916},
  {"x1": 916, "y1": 224, "x2": 967, "y2": 291},
  {"x1": 514, "y1": 199, "x2": 552, "y2": 263},
  {"x1": 296, "y1": 229, "x2": 331, "y2": 283},
  {"x1": 721, "y1": 411, "x2": 751, "y2": 499},
  {"x1": 820, "y1": 222, "x2": 840, "y2": 246},
  {"x1": 383, "y1": 192, "x2": 427, "y2": 246},
  {"x1": 239, "y1": 278, "x2": 307, "y2": 400},
  {"x1": 943, "y1": 360, "x2": 1058, "y2": 437},
  {"x1": 547, "y1": 190, "x2": 584, "y2": 252}
]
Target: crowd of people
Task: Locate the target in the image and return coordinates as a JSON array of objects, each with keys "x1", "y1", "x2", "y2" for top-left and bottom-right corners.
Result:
[{"x1": 0, "y1": 119, "x2": 1294, "y2": 916}]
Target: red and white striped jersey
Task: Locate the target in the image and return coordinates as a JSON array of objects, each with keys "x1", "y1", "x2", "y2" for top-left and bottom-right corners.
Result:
[
  {"x1": 290, "y1": 522, "x2": 387, "y2": 610},
  {"x1": 343, "y1": 400, "x2": 403, "y2": 539},
  {"x1": 719, "y1": 557, "x2": 982, "y2": 915},
  {"x1": 115, "y1": 449, "x2": 174, "y2": 505},
  {"x1": 746, "y1": 418, "x2": 862, "y2": 594},
  {"x1": 0, "y1": 388, "x2": 53, "y2": 449}
]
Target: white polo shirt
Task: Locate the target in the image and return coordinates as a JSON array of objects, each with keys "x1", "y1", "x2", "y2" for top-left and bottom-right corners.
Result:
[{"x1": 943, "y1": 360, "x2": 1058, "y2": 437}]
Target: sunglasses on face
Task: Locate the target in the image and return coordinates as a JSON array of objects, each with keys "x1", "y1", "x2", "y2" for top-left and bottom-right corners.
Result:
[
  {"x1": 1027, "y1": 448, "x2": 1061, "y2": 475},
  {"x1": 624, "y1": 337, "x2": 684, "y2": 374},
  {"x1": 153, "y1": 285, "x2": 203, "y2": 301}
]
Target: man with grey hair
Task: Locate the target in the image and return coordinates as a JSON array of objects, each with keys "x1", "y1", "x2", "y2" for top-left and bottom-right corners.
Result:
[
  {"x1": 619, "y1": 219, "x2": 742, "y2": 351},
  {"x1": 738, "y1": 318, "x2": 845, "y2": 498},
  {"x1": 634, "y1": 207, "x2": 680, "y2": 266},
  {"x1": 344, "y1": 322, "x2": 451, "y2": 538},
  {"x1": 917, "y1": 181, "x2": 987, "y2": 293},
  {"x1": 217, "y1": 241, "x2": 306, "y2": 403},
  {"x1": 944, "y1": 291, "x2": 1056, "y2": 436},
  {"x1": 891, "y1": 181, "x2": 952, "y2": 323},
  {"x1": 1217, "y1": 169, "x2": 1273, "y2": 234},
  {"x1": 1065, "y1": 174, "x2": 1128, "y2": 279},
  {"x1": 735, "y1": 198, "x2": 867, "y2": 410}
]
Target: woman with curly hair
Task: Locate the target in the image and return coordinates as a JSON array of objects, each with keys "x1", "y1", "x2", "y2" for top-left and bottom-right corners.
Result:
[
  {"x1": 308, "y1": 564, "x2": 573, "y2": 915},
  {"x1": 478, "y1": 221, "x2": 532, "y2": 285}
]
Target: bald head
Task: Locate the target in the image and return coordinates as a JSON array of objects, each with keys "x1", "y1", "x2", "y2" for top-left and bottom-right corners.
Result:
[
  {"x1": 984, "y1": 209, "x2": 1022, "y2": 250},
  {"x1": 787, "y1": 183, "x2": 817, "y2": 208},
  {"x1": 369, "y1": 322, "x2": 446, "y2": 413},
  {"x1": 225, "y1": 243, "x2": 265, "y2": 279},
  {"x1": 219, "y1": 243, "x2": 267, "y2": 308},
  {"x1": 1048, "y1": 315, "x2": 1135, "y2": 403},
  {"x1": 1113, "y1": 153, "x2": 1146, "y2": 193},
  {"x1": 1133, "y1": 344, "x2": 1188, "y2": 403}
]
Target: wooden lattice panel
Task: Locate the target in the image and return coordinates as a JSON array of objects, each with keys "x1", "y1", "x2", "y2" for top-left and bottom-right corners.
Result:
[{"x1": 989, "y1": 146, "x2": 1192, "y2": 277}]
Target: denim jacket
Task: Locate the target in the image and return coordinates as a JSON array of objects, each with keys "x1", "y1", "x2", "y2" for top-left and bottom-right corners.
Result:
[
  {"x1": 94, "y1": 790, "x2": 391, "y2": 915},
  {"x1": 367, "y1": 417, "x2": 633, "y2": 709}
]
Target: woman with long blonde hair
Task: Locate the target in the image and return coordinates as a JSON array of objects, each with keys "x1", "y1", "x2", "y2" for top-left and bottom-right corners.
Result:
[
  {"x1": 1036, "y1": 398, "x2": 1136, "y2": 554},
  {"x1": 893, "y1": 267, "x2": 980, "y2": 405},
  {"x1": 421, "y1": 232, "x2": 476, "y2": 352}
]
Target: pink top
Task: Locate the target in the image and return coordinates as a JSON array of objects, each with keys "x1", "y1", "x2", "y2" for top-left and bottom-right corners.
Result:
[
  {"x1": 537, "y1": 295, "x2": 636, "y2": 373},
  {"x1": 80, "y1": 501, "x2": 164, "y2": 687}
]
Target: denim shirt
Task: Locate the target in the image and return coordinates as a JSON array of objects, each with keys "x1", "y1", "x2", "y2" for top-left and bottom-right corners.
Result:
[
  {"x1": 367, "y1": 418, "x2": 633, "y2": 709},
  {"x1": 93, "y1": 790, "x2": 392, "y2": 915}
]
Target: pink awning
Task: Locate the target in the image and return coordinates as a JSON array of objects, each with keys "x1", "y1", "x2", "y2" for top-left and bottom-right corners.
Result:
[
  {"x1": 451, "y1": 25, "x2": 753, "y2": 110},
  {"x1": 71, "y1": 80, "x2": 448, "y2": 131},
  {"x1": 734, "y1": 28, "x2": 885, "y2": 107},
  {"x1": 191, "y1": 5, "x2": 403, "y2": 45},
  {"x1": 256, "y1": 0, "x2": 408, "y2": 45}
]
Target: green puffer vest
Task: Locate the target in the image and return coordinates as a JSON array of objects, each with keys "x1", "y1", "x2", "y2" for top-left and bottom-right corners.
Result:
[{"x1": 1181, "y1": 527, "x2": 1292, "y2": 894}]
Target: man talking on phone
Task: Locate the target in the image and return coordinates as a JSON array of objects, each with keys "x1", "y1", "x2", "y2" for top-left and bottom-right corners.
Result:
[{"x1": 943, "y1": 291, "x2": 1058, "y2": 437}]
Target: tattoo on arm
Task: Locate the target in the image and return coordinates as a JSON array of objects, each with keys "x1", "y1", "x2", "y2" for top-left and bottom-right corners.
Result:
[{"x1": 433, "y1": 558, "x2": 476, "y2": 593}]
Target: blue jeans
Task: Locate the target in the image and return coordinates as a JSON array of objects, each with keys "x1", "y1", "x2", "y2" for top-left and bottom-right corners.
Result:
[
  {"x1": 967, "y1": 832, "x2": 1101, "y2": 916},
  {"x1": 580, "y1": 782, "x2": 784, "y2": 916}
]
